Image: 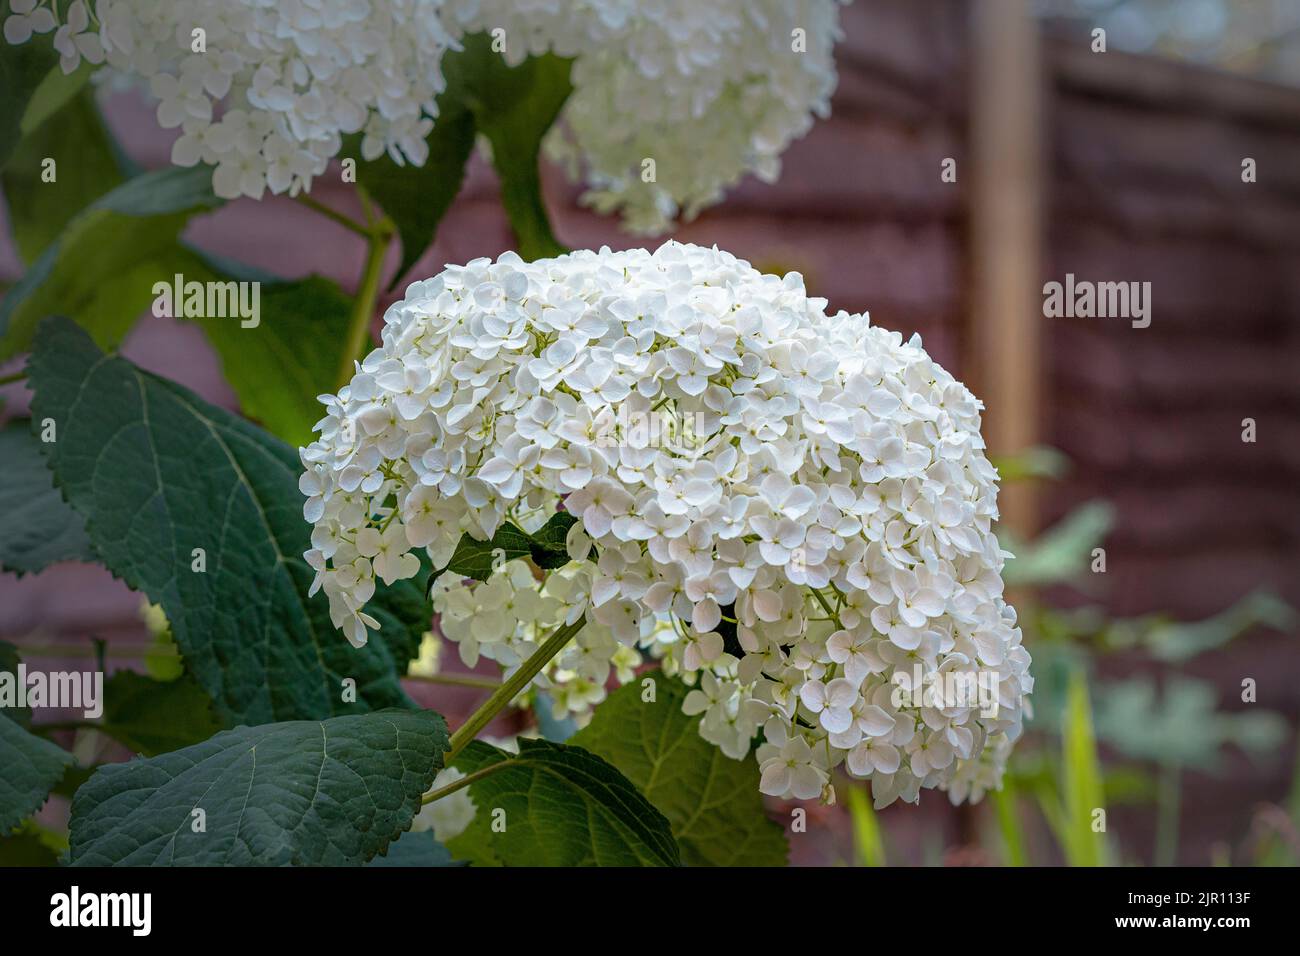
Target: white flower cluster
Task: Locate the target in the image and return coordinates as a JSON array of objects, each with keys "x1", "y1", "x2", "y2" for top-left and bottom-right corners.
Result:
[
  {"x1": 5, "y1": 0, "x2": 457, "y2": 199},
  {"x1": 4, "y1": 0, "x2": 844, "y2": 228},
  {"x1": 450, "y1": 0, "x2": 846, "y2": 233},
  {"x1": 300, "y1": 241, "x2": 1032, "y2": 808}
]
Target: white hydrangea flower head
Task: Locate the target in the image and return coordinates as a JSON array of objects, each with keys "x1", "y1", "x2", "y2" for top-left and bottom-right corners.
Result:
[
  {"x1": 449, "y1": 0, "x2": 848, "y2": 233},
  {"x1": 5, "y1": 0, "x2": 459, "y2": 199},
  {"x1": 4, "y1": 0, "x2": 846, "y2": 228},
  {"x1": 300, "y1": 241, "x2": 1032, "y2": 808}
]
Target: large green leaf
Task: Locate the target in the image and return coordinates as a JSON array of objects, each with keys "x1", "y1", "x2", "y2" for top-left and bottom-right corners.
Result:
[
  {"x1": 571, "y1": 675, "x2": 787, "y2": 866},
  {"x1": 3, "y1": 87, "x2": 123, "y2": 263},
  {"x1": 97, "y1": 671, "x2": 223, "y2": 757},
  {"x1": 447, "y1": 738, "x2": 680, "y2": 866},
  {"x1": 0, "y1": 166, "x2": 222, "y2": 359},
  {"x1": 0, "y1": 710, "x2": 75, "y2": 832},
  {"x1": 0, "y1": 422, "x2": 93, "y2": 576},
  {"x1": 27, "y1": 317, "x2": 430, "y2": 725},
  {"x1": 0, "y1": 39, "x2": 58, "y2": 170},
  {"x1": 444, "y1": 34, "x2": 571, "y2": 261},
  {"x1": 0, "y1": 639, "x2": 69, "y2": 832},
  {"x1": 67, "y1": 709, "x2": 448, "y2": 866}
]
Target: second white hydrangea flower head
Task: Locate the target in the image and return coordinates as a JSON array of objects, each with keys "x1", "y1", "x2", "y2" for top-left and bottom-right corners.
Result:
[{"x1": 300, "y1": 241, "x2": 1032, "y2": 808}]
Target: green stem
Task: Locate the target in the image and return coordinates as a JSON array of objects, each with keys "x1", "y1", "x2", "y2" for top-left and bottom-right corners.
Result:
[
  {"x1": 295, "y1": 194, "x2": 371, "y2": 237},
  {"x1": 0, "y1": 369, "x2": 27, "y2": 387},
  {"x1": 444, "y1": 615, "x2": 586, "y2": 762},
  {"x1": 421, "y1": 758, "x2": 516, "y2": 806},
  {"x1": 811, "y1": 588, "x2": 842, "y2": 627},
  {"x1": 335, "y1": 206, "x2": 394, "y2": 391},
  {"x1": 405, "y1": 672, "x2": 501, "y2": 691}
]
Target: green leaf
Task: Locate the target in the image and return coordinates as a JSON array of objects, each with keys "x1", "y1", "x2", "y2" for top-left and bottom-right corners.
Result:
[
  {"x1": 3, "y1": 87, "x2": 123, "y2": 263},
  {"x1": 27, "y1": 316, "x2": 430, "y2": 725},
  {"x1": 430, "y1": 523, "x2": 534, "y2": 589},
  {"x1": 143, "y1": 628, "x2": 184, "y2": 682},
  {"x1": 354, "y1": 104, "x2": 476, "y2": 289},
  {"x1": 0, "y1": 165, "x2": 222, "y2": 360},
  {"x1": 447, "y1": 738, "x2": 680, "y2": 866},
  {"x1": 19, "y1": 61, "x2": 91, "y2": 137},
  {"x1": 366, "y1": 828, "x2": 464, "y2": 867},
  {"x1": 0, "y1": 641, "x2": 31, "y2": 725},
  {"x1": 0, "y1": 823, "x2": 63, "y2": 866},
  {"x1": 1095, "y1": 676, "x2": 1288, "y2": 770},
  {"x1": 0, "y1": 40, "x2": 58, "y2": 170},
  {"x1": 571, "y1": 676, "x2": 787, "y2": 866},
  {"x1": 0, "y1": 708, "x2": 75, "y2": 832},
  {"x1": 428, "y1": 512, "x2": 583, "y2": 594},
  {"x1": 97, "y1": 671, "x2": 222, "y2": 757},
  {"x1": 1060, "y1": 668, "x2": 1107, "y2": 867},
  {"x1": 1001, "y1": 501, "x2": 1114, "y2": 588},
  {"x1": 527, "y1": 510, "x2": 577, "y2": 569},
  {"x1": 444, "y1": 35, "x2": 571, "y2": 261},
  {"x1": 1137, "y1": 591, "x2": 1294, "y2": 663},
  {"x1": 0, "y1": 422, "x2": 93, "y2": 576},
  {"x1": 67, "y1": 709, "x2": 448, "y2": 866},
  {"x1": 136, "y1": 245, "x2": 358, "y2": 445},
  {"x1": 191, "y1": 268, "x2": 356, "y2": 446}
]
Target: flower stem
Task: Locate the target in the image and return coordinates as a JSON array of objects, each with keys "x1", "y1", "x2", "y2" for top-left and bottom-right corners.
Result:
[
  {"x1": 0, "y1": 370, "x2": 27, "y2": 387},
  {"x1": 811, "y1": 588, "x2": 842, "y2": 627},
  {"x1": 405, "y1": 672, "x2": 501, "y2": 691},
  {"x1": 294, "y1": 193, "x2": 371, "y2": 237},
  {"x1": 334, "y1": 187, "x2": 395, "y2": 391},
  {"x1": 444, "y1": 615, "x2": 586, "y2": 763},
  {"x1": 421, "y1": 758, "x2": 517, "y2": 806}
]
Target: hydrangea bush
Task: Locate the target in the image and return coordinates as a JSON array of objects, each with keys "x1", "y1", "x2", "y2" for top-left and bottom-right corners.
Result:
[{"x1": 300, "y1": 242, "x2": 1032, "y2": 807}]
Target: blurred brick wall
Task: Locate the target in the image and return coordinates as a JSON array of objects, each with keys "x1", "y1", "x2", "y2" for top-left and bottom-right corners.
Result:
[{"x1": 1043, "y1": 40, "x2": 1300, "y2": 621}]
